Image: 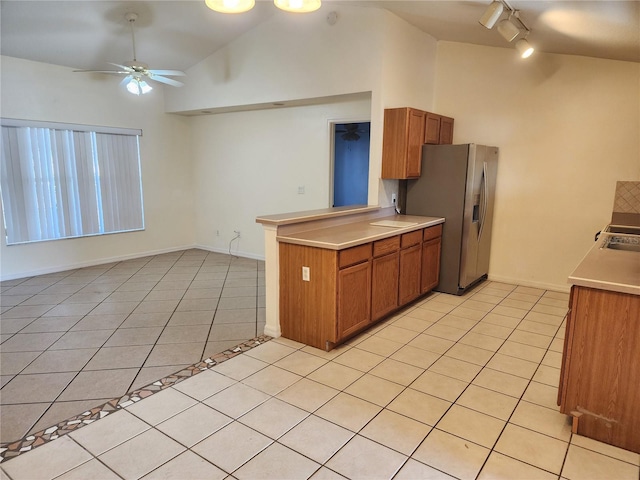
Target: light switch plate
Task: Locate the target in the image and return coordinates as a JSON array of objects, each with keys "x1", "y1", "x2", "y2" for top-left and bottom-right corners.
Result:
[{"x1": 302, "y1": 266, "x2": 310, "y2": 281}]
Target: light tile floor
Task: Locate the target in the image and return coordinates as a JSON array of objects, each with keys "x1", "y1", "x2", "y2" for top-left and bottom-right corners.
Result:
[
  {"x1": 0, "y1": 249, "x2": 265, "y2": 444},
  {"x1": 2, "y1": 280, "x2": 639, "y2": 479}
]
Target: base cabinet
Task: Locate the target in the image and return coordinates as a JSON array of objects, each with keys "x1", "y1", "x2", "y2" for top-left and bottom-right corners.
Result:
[
  {"x1": 371, "y1": 252, "x2": 399, "y2": 321},
  {"x1": 279, "y1": 225, "x2": 442, "y2": 350},
  {"x1": 421, "y1": 224, "x2": 442, "y2": 293},
  {"x1": 337, "y1": 262, "x2": 371, "y2": 339},
  {"x1": 558, "y1": 285, "x2": 640, "y2": 453}
]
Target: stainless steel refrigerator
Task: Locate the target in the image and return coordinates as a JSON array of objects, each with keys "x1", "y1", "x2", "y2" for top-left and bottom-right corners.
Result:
[{"x1": 405, "y1": 144, "x2": 499, "y2": 295}]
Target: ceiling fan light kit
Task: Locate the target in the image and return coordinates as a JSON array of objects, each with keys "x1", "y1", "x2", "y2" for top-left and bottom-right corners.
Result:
[
  {"x1": 478, "y1": 0, "x2": 534, "y2": 58},
  {"x1": 125, "y1": 77, "x2": 152, "y2": 95}
]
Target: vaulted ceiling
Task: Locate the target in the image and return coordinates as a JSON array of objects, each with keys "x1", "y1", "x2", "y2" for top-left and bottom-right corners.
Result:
[{"x1": 1, "y1": 0, "x2": 638, "y2": 76}]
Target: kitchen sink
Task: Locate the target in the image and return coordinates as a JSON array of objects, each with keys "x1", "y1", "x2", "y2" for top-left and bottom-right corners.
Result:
[
  {"x1": 601, "y1": 224, "x2": 640, "y2": 252},
  {"x1": 605, "y1": 242, "x2": 640, "y2": 253},
  {"x1": 606, "y1": 225, "x2": 640, "y2": 235}
]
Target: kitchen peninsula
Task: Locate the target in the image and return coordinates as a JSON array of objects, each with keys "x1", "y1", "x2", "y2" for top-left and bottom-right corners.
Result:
[
  {"x1": 256, "y1": 206, "x2": 444, "y2": 350},
  {"x1": 558, "y1": 223, "x2": 640, "y2": 454}
]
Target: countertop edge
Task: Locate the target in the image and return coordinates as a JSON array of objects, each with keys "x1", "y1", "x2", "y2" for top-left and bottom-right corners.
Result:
[
  {"x1": 567, "y1": 234, "x2": 640, "y2": 296},
  {"x1": 277, "y1": 217, "x2": 445, "y2": 250},
  {"x1": 256, "y1": 205, "x2": 380, "y2": 226}
]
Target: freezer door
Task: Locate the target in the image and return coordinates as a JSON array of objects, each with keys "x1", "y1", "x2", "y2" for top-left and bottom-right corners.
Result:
[
  {"x1": 459, "y1": 145, "x2": 498, "y2": 289},
  {"x1": 406, "y1": 144, "x2": 470, "y2": 295},
  {"x1": 459, "y1": 144, "x2": 482, "y2": 290}
]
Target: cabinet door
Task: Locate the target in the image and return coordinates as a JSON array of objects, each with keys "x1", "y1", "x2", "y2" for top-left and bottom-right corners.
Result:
[
  {"x1": 421, "y1": 237, "x2": 441, "y2": 293},
  {"x1": 439, "y1": 116, "x2": 454, "y2": 144},
  {"x1": 372, "y1": 252, "x2": 399, "y2": 321},
  {"x1": 425, "y1": 113, "x2": 441, "y2": 145},
  {"x1": 382, "y1": 108, "x2": 426, "y2": 179},
  {"x1": 337, "y1": 261, "x2": 372, "y2": 340},
  {"x1": 399, "y1": 244, "x2": 422, "y2": 305},
  {"x1": 406, "y1": 109, "x2": 426, "y2": 177}
]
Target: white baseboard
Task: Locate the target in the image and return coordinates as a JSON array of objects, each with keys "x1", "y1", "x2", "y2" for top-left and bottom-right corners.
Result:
[
  {"x1": 487, "y1": 274, "x2": 571, "y2": 293},
  {"x1": 0, "y1": 245, "x2": 264, "y2": 281},
  {"x1": 194, "y1": 244, "x2": 265, "y2": 262}
]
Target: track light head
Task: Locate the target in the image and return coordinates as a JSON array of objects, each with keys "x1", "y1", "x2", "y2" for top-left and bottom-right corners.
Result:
[
  {"x1": 479, "y1": 1, "x2": 504, "y2": 29},
  {"x1": 516, "y1": 38, "x2": 534, "y2": 58},
  {"x1": 497, "y1": 18, "x2": 520, "y2": 42}
]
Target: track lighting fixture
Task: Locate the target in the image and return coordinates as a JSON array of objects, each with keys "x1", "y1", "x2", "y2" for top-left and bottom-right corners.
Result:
[
  {"x1": 496, "y1": 17, "x2": 520, "y2": 42},
  {"x1": 478, "y1": 1, "x2": 534, "y2": 58},
  {"x1": 478, "y1": 1, "x2": 503, "y2": 29},
  {"x1": 516, "y1": 38, "x2": 534, "y2": 58}
]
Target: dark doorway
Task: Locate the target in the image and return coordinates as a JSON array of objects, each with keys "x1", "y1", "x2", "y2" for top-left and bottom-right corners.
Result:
[{"x1": 333, "y1": 122, "x2": 370, "y2": 207}]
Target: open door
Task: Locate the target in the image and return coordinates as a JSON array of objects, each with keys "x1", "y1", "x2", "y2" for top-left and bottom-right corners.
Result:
[{"x1": 332, "y1": 122, "x2": 370, "y2": 207}]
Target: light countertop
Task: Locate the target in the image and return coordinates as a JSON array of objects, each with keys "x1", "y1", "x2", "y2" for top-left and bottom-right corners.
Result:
[
  {"x1": 568, "y1": 235, "x2": 640, "y2": 296},
  {"x1": 256, "y1": 205, "x2": 379, "y2": 226},
  {"x1": 276, "y1": 214, "x2": 445, "y2": 250}
]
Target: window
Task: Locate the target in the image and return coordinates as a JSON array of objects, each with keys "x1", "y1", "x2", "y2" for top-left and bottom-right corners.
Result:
[{"x1": 0, "y1": 119, "x2": 144, "y2": 245}]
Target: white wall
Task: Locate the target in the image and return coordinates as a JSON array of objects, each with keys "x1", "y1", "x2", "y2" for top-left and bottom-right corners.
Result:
[
  {"x1": 167, "y1": 6, "x2": 439, "y2": 208},
  {"x1": 435, "y1": 42, "x2": 640, "y2": 291},
  {"x1": 190, "y1": 97, "x2": 372, "y2": 257},
  {"x1": 0, "y1": 56, "x2": 195, "y2": 280}
]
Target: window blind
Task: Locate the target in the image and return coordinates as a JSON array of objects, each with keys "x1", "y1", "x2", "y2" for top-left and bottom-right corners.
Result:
[{"x1": 0, "y1": 121, "x2": 144, "y2": 245}]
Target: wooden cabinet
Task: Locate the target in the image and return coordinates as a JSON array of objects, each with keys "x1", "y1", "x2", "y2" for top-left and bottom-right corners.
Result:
[
  {"x1": 425, "y1": 112, "x2": 441, "y2": 144},
  {"x1": 558, "y1": 285, "x2": 640, "y2": 453},
  {"x1": 337, "y1": 261, "x2": 371, "y2": 339},
  {"x1": 399, "y1": 231, "x2": 423, "y2": 305},
  {"x1": 279, "y1": 224, "x2": 442, "y2": 350},
  {"x1": 382, "y1": 108, "x2": 455, "y2": 179},
  {"x1": 371, "y1": 237, "x2": 400, "y2": 321},
  {"x1": 381, "y1": 108, "x2": 425, "y2": 179},
  {"x1": 439, "y1": 116, "x2": 454, "y2": 144},
  {"x1": 421, "y1": 224, "x2": 442, "y2": 293},
  {"x1": 425, "y1": 113, "x2": 455, "y2": 145}
]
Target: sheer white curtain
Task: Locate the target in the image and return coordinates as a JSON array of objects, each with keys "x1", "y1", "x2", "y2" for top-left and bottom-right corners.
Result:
[{"x1": 0, "y1": 122, "x2": 144, "y2": 245}]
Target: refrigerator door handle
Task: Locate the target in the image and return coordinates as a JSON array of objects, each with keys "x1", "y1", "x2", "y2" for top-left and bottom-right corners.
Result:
[{"x1": 478, "y1": 162, "x2": 489, "y2": 241}]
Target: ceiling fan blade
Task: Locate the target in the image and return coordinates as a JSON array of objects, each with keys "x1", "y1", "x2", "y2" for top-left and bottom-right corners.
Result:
[
  {"x1": 109, "y1": 63, "x2": 135, "y2": 72},
  {"x1": 119, "y1": 75, "x2": 134, "y2": 87},
  {"x1": 74, "y1": 69, "x2": 130, "y2": 75},
  {"x1": 147, "y1": 74, "x2": 184, "y2": 87},
  {"x1": 147, "y1": 69, "x2": 186, "y2": 77}
]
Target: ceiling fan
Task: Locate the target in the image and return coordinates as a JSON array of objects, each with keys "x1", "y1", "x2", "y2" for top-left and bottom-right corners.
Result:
[
  {"x1": 74, "y1": 12, "x2": 186, "y2": 95},
  {"x1": 336, "y1": 123, "x2": 370, "y2": 142}
]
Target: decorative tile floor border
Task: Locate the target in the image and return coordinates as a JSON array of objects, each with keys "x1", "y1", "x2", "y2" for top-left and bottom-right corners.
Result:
[{"x1": 0, "y1": 335, "x2": 273, "y2": 463}]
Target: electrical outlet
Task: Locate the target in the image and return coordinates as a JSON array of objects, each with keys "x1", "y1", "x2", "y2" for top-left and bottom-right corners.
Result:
[
  {"x1": 302, "y1": 266, "x2": 310, "y2": 281},
  {"x1": 392, "y1": 193, "x2": 397, "y2": 204},
  {"x1": 298, "y1": 186, "x2": 305, "y2": 195},
  {"x1": 234, "y1": 230, "x2": 241, "y2": 238}
]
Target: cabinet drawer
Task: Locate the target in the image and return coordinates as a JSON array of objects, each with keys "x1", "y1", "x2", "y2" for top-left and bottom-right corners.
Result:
[
  {"x1": 423, "y1": 224, "x2": 443, "y2": 241},
  {"x1": 401, "y1": 230, "x2": 422, "y2": 248},
  {"x1": 339, "y1": 243, "x2": 372, "y2": 269},
  {"x1": 373, "y1": 236, "x2": 400, "y2": 257}
]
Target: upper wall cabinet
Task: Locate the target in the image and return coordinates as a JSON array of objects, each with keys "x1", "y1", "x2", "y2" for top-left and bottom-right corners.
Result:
[
  {"x1": 382, "y1": 108, "x2": 455, "y2": 179},
  {"x1": 381, "y1": 108, "x2": 426, "y2": 179},
  {"x1": 439, "y1": 116, "x2": 454, "y2": 145},
  {"x1": 425, "y1": 113, "x2": 455, "y2": 145}
]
